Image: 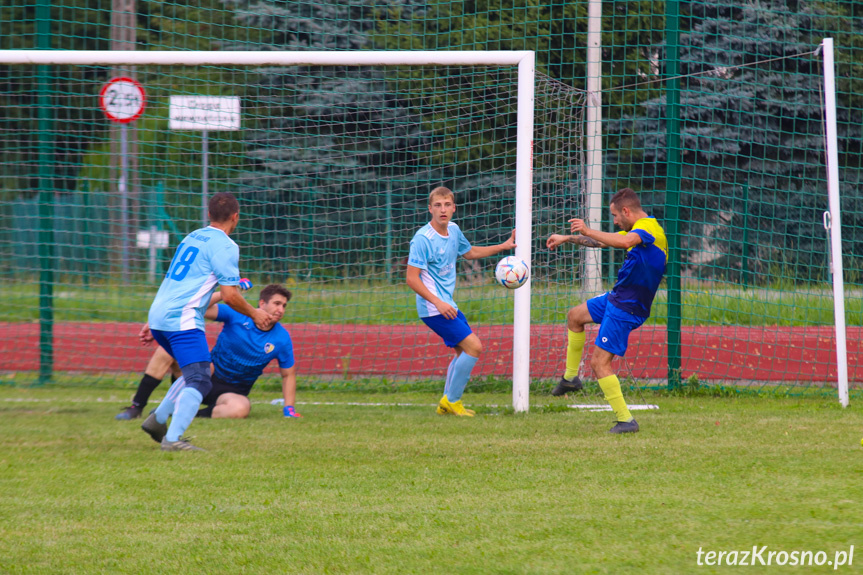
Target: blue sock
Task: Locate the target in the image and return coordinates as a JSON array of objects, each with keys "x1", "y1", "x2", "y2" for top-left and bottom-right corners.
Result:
[
  {"x1": 154, "y1": 376, "x2": 187, "y2": 424},
  {"x1": 165, "y1": 387, "x2": 203, "y2": 442},
  {"x1": 443, "y1": 356, "x2": 457, "y2": 398},
  {"x1": 447, "y1": 353, "x2": 478, "y2": 402}
]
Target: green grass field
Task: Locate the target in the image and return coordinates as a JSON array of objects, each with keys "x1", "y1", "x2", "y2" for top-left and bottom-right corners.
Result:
[
  {"x1": 1, "y1": 386, "x2": 862, "y2": 574},
  {"x1": 4, "y1": 281, "x2": 861, "y2": 326}
]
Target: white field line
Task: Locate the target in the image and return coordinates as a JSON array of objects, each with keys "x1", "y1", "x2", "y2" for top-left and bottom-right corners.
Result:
[{"x1": 0, "y1": 397, "x2": 659, "y2": 411}]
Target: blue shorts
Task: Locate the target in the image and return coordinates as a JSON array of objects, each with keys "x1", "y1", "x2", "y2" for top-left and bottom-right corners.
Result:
[
  {"x1": 421, "y1": 310, "x2": 473, "y2": 348},
  {"x1": 151, "y1": 329, "x2": 211, "y2": 368},
  {"x1": 585, "y1": 293, "x2": 646, "y2": 357}
]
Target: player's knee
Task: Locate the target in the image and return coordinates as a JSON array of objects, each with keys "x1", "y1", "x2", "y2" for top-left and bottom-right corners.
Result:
[
  {"x1": 181, "y1": 361, "x2": 213, "y2": 397},
  {"x1": 213, "y1": 395, "x2": 250, "y2": 419},
  {"x1": 590, "y1": 352, "x2": 612, "y2": 374},
  {"x1": 567, "y1": 306, "x2": 584, "y2": 327},
  {"x1": 463, "y1": 336, "x2": 482, "y2": 357},
  {"x1": 232, "y1": 396, "x2": 251, "y2": 418}
]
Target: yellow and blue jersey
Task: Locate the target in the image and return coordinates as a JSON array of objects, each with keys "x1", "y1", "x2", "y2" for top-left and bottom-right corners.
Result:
[{"x1": 607, "y1": 217, "x2": 667, "y2": 318}]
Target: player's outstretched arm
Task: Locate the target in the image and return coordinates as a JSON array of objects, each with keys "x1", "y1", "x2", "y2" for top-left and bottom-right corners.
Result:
[
  {"x1": 405, "y1": 265, "x2": 457, "y2": 319},
  {"x1": 462, "y1": 229, "x2": 517, "y2": 260},
  {"x1": 220, "y1": 284, "x2": 274, "y2": 330},
  {"x1": 546, "y1": 233, "x2": 607, "y2": 249},
  {"x1": 204, "y1": 279, "x2": 252, "y2": 320},
  {"x1": 569, "y1": 218, "x2": 641, "y2": 250}
]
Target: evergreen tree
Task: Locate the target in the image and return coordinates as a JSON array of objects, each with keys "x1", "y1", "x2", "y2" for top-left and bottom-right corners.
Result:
[{"x1": 607, "y1": 0, "x2": 863, "y2": 282}]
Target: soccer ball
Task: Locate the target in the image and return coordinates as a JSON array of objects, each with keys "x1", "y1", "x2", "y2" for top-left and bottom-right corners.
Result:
[{"x1": 494, "y1": 256, "x2": 529, "y2": 289}]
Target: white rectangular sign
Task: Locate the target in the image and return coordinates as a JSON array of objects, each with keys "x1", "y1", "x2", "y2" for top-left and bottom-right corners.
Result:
[
  {"x1": 136, "y1": 229, "x2": 170, "y2": 249},
  {"x1": 169, "y1": 95, "x2": 241, "y2": 131}
]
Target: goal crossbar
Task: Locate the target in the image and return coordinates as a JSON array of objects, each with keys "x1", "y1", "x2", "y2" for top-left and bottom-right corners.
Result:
[
  {"x1": 0, "y1": 49, "x2": 537, "y2": 412},
  {"x1": 0, "y1": 50, "x2": 533, "y2": 67}
]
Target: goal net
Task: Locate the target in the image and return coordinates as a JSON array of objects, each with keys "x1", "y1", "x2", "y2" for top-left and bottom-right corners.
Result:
[{"x1": 0, "y1": 51, "x2": 587, "y2": 409}]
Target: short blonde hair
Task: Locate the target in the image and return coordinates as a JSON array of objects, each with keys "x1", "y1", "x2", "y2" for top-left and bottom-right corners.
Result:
[{"x1": 428, "y1": 186, "x2": 455, "y2": 205}]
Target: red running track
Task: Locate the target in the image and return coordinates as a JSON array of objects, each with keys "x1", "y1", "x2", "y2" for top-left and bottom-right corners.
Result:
[{"x1": 1, "y1": 322, "x2": 859, "y2": 382}]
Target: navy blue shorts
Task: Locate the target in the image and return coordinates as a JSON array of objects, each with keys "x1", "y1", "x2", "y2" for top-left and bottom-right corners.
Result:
[
  {"x1": 202, "y1": 372, "x2": 250, "y2": 405},
  {"x1": 421, "y1": 310, "x2": 473, "y2": 348},
  {"x1": 585, "y1": 293, "x2": 646, "y2": 357},
  {"x1": 151, "y1": 329, "x2": 211, "y2": 368}
]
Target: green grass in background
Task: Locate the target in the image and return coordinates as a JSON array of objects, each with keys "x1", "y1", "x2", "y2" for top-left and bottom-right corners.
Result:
[{"x1": 0, "y1": 387, "x2": 861, "y2": 574}]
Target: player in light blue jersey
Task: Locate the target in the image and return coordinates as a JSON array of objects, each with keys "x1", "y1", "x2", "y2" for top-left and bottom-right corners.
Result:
[
  {"x1": 141, "y1": 192, "x2": 275, "y2": 451},
  {"x1": 406, "y1": 186, "x2": 516, "y2": 416},
  {"x1": 546, "y1": 188, "x2": 667, "y2": 434},
  {"x1": 146, "y1": 283, "x2": 300, "y2": 422}
]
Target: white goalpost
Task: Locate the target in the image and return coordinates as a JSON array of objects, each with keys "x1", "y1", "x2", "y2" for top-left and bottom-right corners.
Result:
[
  {"x1": 0, "y1": 49, "x2": 540, "y2": 412},
  {"x1": 821, "y1": 38, "x2": 850, "y2": 407}
]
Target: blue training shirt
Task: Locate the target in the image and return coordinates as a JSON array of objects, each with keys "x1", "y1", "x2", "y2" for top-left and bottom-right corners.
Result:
[
  {"x1": 607, "y1": 217, "x2": 668, "y2": 317},
  {"x1": 148, "y1": 226, "x2": 241, "y2": 332},
  {"x1": 210, "y1": 304, "x2": 295, "y2": 390},
  {"x1": 408, "y1": 221, "x2": 472, "y2": 318}
]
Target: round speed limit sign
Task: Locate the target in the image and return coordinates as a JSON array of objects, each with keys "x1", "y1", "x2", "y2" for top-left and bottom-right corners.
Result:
[{"x1": 99, "y1": 77, "x2": 146, "y2": 123}]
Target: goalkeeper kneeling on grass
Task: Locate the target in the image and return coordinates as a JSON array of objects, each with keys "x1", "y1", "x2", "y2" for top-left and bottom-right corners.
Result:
[
  {"x1": 406, "y1": 186, "x2": 516, "y2": 417},
  {"x1": 135, "y1": 284, "x2": 301, "y2": 447},
  {"x1": 546, "y1": 188, "x2": 667, "y2": 434}
]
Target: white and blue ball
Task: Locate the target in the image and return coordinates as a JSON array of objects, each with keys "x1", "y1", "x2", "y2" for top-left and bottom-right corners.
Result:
[{"x1": 494, "y1": 256, "x2": 529, "y2": 289}]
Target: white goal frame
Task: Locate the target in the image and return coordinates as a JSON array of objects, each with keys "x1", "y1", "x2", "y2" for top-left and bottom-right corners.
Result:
[{"x1": 0, "y1": 49, "x2": 537, "y2": 412}]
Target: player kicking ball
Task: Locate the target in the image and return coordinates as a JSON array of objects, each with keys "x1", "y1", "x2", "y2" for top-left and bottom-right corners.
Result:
[
  {"x1": 546, "y1": 188, "x2": 667, "y2": 434},
  {"x1": 142, "y1": 192, "x2": 274, "y2": 451},
  {"x1": 406, "y1": 186, "x2": 516, "y2": 417}
]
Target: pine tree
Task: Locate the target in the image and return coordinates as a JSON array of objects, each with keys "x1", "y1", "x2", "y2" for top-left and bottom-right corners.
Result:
[{"x1": 607, "y1": 0, "x2": 863, "y2": 282}]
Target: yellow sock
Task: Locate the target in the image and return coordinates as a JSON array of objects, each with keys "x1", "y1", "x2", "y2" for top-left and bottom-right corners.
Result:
[
  {"x1": 564, "y1": 330, "x2": 586, "y2": 380},
  {"x1": 598, "y1": 374, "x2": 633, "y2": 422}
]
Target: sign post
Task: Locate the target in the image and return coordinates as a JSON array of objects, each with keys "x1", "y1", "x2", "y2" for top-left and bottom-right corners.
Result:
[
  {"x1": 99, "y1": 77, "x2": 146, "y2": 283},
  {"x1": 169, "y1": 96, "x2": 241, "y2": 226},
  {"x1": 136, "y1": 228, "x2": 170, "y2": 283}
]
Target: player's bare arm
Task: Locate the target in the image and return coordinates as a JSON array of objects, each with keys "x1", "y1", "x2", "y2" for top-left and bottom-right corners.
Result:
[
  {"x1": 546, "y1": 233, "x2": 606, "y2": 249},
  {"x1": 203, "y1": 280, "x2": 253, "y2": 320},
  {"x1": 463, "y1": 229, "x2": 516, "y2": 260},
  {"x1": 569, "y1": 218, "x2": 642, "y2": 249},
  {"x1": 406, "y1": 264, "x2": 458, "y2": 319},
  {"x1": 201, "y1": 291, "x2": 227, "y2": 320},
  {"x1": 280, "y1": 366, "x2": 299, "y2": 412},
  {"x1": 220, "y1": 284, "x2": 275, "y2": 330}
]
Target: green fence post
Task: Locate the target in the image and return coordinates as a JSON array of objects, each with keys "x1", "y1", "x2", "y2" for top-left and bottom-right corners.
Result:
[
  {"x1": 82, "y1": 181, "x2": 89, "y2": 288},
  {"x1": 385, "y1": 187, "x2": 393, "y2": 281},
  {"x1": 36, "y1": 0, "x2": 54, "y2": 385},
  {"x1": 664, "y1": 0, "x2": 683, "y2": 390},
  {"x1": 741, "y1": 183, "x2": 750, "y2": 289},
  {"x1": 607, "y1": 195, "x2": 615, "y2": 287}
]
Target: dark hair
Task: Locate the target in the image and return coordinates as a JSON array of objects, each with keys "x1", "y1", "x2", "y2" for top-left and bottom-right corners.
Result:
[
  {"x1": 208, "y1": 192, "x2": 240, "y2": 223},
  {"x1": 259, "y1": 284, "x2": 292, "y2": 304},
  {"x1": 609, "y1": 188, "x2": 641, "y2": 211},
  {"x1": 428, "y1": 186, "x2": 455, "y2": 205}
]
